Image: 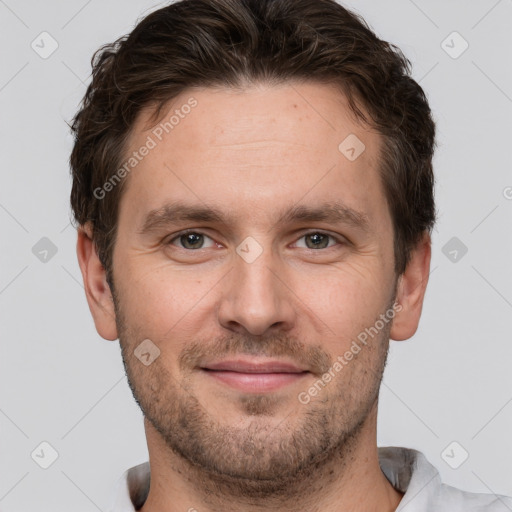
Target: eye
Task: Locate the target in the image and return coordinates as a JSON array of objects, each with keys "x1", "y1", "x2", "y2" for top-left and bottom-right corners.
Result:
[
  {"x1": 293, "y1": 231, "x2": 341, "y2": 250},
  {"x1": 168, "y1": 231, "x2": 216, "y2": 250},
  {"x1": 166, "y1": 230, "x2": 344, "y2": 251}
]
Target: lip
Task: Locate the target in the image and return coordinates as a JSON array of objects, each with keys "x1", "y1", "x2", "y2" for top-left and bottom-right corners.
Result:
[
  {"x1": 203, "y1": 359, "x2": 307, "y2": 373},
  {"x1": 200, "y1": 358, "x2": 309, "y2": 393}
]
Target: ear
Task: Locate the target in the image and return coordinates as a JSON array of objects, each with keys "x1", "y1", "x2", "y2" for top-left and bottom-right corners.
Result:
[
  {"x1": 390, "y1": 232, "x2": 431, "y2": 341},
  {"x1": 76, "y1": 223, "x2": 118, "y2": 341}
]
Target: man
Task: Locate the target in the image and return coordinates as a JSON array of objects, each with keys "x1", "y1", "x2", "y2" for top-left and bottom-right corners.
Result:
[{"x1": 69, "y1": 0, "x2": 512, "y2": 510}]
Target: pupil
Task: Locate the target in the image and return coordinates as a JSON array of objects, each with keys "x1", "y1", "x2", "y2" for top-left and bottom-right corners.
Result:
[
  {"x1": 308, "y1": 233, "x2": 327, "y2": 249},
  {"x1": 184, "y1": 233, "x2": 202, "y2": 248}
]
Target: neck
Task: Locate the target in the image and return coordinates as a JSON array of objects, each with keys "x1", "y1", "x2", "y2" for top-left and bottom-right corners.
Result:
[{"x1": 140, "y1": 402, "x2": 403, "y2": 512}]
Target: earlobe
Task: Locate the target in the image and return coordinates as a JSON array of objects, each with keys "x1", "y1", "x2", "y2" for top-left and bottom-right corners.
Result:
[
  {"x1": 76, "y1": 223, "x2": 118, "y2": 341},
  {"x1": 390, "y1": 233, "x2": 431, "y2": 341}
]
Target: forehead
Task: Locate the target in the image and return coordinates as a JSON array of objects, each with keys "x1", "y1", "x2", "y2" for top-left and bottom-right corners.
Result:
[
  {"x1": 119, "y1": 81, "x2": 386, "y2": 229},
  {"x1": 133, "y1": 81, "x2": 376, "y2": 155}
]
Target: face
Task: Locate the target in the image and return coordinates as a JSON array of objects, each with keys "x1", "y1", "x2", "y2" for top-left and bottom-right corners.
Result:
[{"x1": 101, "y1": 82, "x2": 403, "y2": 490}]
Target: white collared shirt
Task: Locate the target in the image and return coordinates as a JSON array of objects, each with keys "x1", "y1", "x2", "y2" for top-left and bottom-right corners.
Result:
[{"x1": 109, "y1": 446, "x2": 512, "y2": 511}]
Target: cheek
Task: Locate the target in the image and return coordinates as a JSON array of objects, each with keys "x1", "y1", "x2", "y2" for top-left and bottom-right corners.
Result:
[
  {"x1": 115, "y1": 264, "x2": 181, "y2": 334},
  {"x1": 116, "y1": 261, "x2": 218, "y2": 352},
  {"x1": 312, "y1": 263, "x2": 392, "y2": 341}
]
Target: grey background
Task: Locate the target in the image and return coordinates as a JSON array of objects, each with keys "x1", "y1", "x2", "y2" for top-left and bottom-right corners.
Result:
[{"x1": 1, "y1": 0, "x2": 511, "y2": 510}]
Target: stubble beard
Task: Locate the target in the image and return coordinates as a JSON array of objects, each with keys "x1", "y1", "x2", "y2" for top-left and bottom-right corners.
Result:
[{"x1": 114, "y1": 291, "x2": 392, "y2": 500}]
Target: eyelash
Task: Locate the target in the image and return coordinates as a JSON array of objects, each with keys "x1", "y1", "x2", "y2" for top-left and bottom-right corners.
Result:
[{"x1": 166, "y1": 229, "x2": 345, "y2": 251}]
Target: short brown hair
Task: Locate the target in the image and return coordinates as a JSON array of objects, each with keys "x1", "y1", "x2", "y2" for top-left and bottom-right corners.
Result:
[{"x1": 69, "y1": 0, "x2": 436, "y2": 285}]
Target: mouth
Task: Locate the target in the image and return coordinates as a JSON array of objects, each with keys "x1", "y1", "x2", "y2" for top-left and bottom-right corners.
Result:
[{"x1": 200, "y1": 358, "x2": 310, "y2": 393}]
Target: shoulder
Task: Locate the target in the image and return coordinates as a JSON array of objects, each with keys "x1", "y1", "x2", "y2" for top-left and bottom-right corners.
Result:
[
  {"x1": 109, "y1": 461, "x2": 150, "y2": 512},
  {"x1": 378, "y1": 446, "x2": 512, "y2": 512},
  {"x1": 435, "y1": 482, "x2": 512, "y2": 511}
]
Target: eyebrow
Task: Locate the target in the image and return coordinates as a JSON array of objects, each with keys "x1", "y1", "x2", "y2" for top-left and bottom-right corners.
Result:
[{"x1": 138, "y1": 200, "x2": 371, "y2": 235}]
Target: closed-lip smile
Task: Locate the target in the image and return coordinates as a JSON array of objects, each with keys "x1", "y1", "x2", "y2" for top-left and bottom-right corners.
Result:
[{"x1": 200, "y1": 358, "x2": 310, "y2": 393}]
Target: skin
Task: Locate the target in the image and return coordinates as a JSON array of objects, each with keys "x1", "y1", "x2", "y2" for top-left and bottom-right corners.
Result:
[{"x1": 77, "y1": 81, "x2": 431, "y2": 512}]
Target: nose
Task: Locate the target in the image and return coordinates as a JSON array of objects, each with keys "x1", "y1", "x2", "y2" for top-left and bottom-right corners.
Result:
[{"x1": 217, "y1": 243, "x2": 297, "y2": 336}]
